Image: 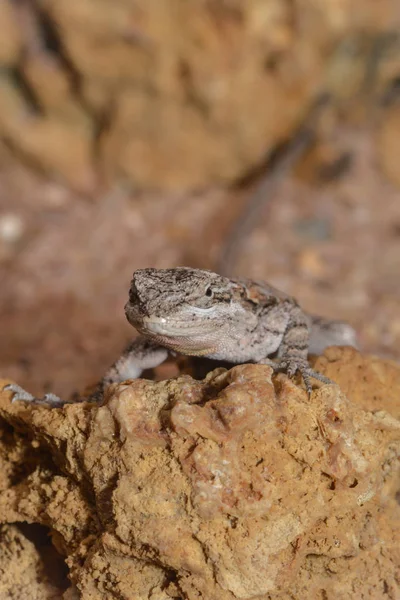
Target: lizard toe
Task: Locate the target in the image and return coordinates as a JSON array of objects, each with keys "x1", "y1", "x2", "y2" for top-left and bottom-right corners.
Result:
[
  {"x1": 3, "y1": 384, "x2": 65, "y2": 407},
  {"x1": 301, "y1": 371, "x2": 313, "y2": 396},
  {"x1": 3, "y1": 383, "x2": 36, "y2": 403},
  {"x1": 304, "y1": 369, "x2": 335, "y2": 386},
  {"x1": 300, "y1": 366, "x2": 336, "y2": 396},
  {"x1": 286, "y1": 361, "x2": 301, "y2": 378},
  {"x1": 276, "y1": 360, "x2": 335, "y2": 395},
  {"x1": 41, "y1": 393, "x2": 66, "y2": 407}
]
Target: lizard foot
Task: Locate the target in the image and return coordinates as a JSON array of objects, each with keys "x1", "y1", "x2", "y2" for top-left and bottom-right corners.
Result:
[
  {"x1": 3, "y1": 384, "x2": 66, "y2": 407},
  {"x1": 258, "y1": 359, "x2": 334, "y2": 396}
]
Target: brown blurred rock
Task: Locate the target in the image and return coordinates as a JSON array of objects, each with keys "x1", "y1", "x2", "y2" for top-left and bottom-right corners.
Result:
[
  {"x1": 0, "y1": 73, "x2": 97, "y2": 194},
  {"x1": 0, "y1": 524, "x2": 67, "y2": 599},
  {"x1": 21, "y1": 53, "x2": 84, "y2": 120},
  {"x1": 377, "y1": 104, "x2": 400, "y2": 189},
  {"x1": 0, "y1": 0, "x2": 22, "y2": 66},
  {"x1": 0, "y1": 1, "x2": 399, "y2": 190},
  {"x1": 0, "y1": 348, "x2": 399, "y2": 599}
]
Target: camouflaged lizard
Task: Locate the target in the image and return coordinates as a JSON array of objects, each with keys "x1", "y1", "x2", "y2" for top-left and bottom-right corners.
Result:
[{"x1": 5, "y1": 267, "x2": 358, "y2": 405}]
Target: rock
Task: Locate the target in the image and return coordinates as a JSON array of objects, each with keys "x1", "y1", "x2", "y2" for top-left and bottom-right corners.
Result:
[
  {"x1": 377, "y1": 104, "x2": 400, "y2": 190},
  {"x1": 0, "y1": 524, "x2": 67, "y2": 599},
  {"x1": 0, "y1": 1, "x2": 399, "y2": 190},
  {"x1": 0, "y1": 0, "x2": 22, "y2": 66},
  {"x1": 0, "y1": 348, "x2": 399, "y2": 599},
  {"x1": 296, "y1": 247, "x2": 327, "y2": 278},
  {"x1": 0, "y1": 72, "x2": 97, "y2": 194}
]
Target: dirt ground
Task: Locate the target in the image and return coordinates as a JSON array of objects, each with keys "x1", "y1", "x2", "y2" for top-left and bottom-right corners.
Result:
[{"x1": 0, "y1": 123, "x2": 399, "y2": 400}]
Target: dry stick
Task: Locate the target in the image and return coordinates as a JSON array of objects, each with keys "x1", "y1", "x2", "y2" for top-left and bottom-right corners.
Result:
[{"x1": 217, "y1": 98, "x2": 330, "y2": 277}]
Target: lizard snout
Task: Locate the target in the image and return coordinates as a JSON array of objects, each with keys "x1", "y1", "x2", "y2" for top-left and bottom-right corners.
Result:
[
  {"x1": 128, "y1": 285, "x2": 139, "y2": 305},
  {"x1": 127, "y1": 283, "x2": 150, "y2": 317}
]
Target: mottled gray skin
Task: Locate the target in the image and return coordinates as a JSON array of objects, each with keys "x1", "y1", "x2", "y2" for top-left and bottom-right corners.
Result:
[
  {"x1": 120, "y1": 267, "x2": 357, "y2": 394},
  {"x1": 5, "y1": 267, "x2": 358, "y2": 405}
]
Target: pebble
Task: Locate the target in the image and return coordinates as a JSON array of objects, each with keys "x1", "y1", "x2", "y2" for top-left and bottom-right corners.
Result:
[{"x1": 0, "y1": 213, "x2": 24, "y2": 244}]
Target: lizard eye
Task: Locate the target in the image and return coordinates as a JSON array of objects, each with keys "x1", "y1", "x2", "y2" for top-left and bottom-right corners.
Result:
[{"x1": 190, "y1": 285, "x2": 216, "y2": 309}]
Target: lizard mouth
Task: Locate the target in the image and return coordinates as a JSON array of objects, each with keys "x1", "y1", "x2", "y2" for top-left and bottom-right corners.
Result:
[
  {"x1": 140, "y1": 316, "x2": 216, "y2": 338},
  {"x1": 130, "y1": 317, "x2": 216, "y2": 355},
  {"x1": 125, "y1": 304, "x2": 219, "y2": 355}
]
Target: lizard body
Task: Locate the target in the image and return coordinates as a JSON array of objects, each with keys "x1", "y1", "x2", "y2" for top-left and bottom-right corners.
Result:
[{"x1": 5, "y1": 267, "x2": 358, "y2": 405}]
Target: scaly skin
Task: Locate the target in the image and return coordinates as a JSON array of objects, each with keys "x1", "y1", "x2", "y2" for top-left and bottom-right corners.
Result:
[{"x1": 4, "y1": 267, "x2": 358, "y2": 405}]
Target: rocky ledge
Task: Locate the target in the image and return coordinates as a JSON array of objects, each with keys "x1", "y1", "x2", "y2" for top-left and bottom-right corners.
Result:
[{"x1": 0, "y1": 346, "x2": 399, "y2": 599}]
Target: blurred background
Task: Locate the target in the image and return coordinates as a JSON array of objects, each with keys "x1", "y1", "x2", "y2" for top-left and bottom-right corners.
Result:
[{"x1": 0, "y1": 0, "x2": 399, "y2": 400}]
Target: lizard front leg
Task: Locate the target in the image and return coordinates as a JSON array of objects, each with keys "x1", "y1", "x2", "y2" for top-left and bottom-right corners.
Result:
[
  {"x1": 259, "y1": 304, "x2": 334, "y2": 395},
  {"x1": 90, "y1": 337, "x2": 169, "y2": 401},
  {"x1": 3, "y1": 337, "x2": 169, "y2": 406}
]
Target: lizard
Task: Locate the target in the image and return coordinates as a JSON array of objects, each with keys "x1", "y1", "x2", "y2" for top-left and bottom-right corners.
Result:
[{"x1": 4, "y1": 267, "x2": 358, "y2": 406}]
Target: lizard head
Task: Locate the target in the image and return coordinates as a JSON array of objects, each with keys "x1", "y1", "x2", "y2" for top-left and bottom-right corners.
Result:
[{"x1": 124, "y1": 267, "x2": 252, "y2": 355}]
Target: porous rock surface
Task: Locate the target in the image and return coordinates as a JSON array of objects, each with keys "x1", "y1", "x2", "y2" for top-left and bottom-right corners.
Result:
[{"x1": 0, "y1": 346, "x2": 399, "y2": 599}]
